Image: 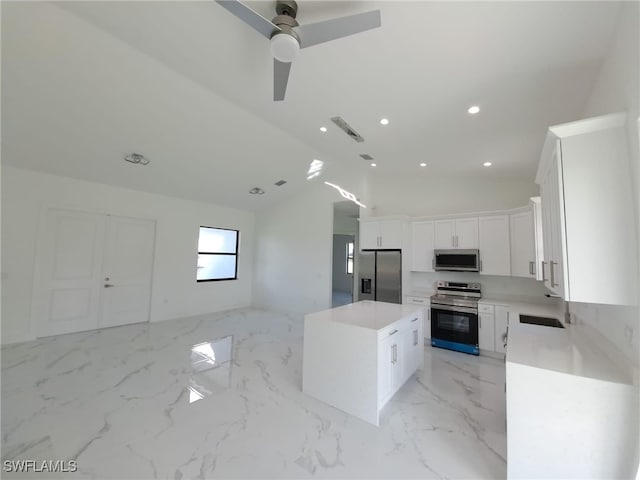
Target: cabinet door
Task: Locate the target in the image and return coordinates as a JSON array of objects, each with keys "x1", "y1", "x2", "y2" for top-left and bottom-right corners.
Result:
[
  {"x1": 494, "y1": 306, "x2": 508, "y2": 354},
  {"x1": 478, "y1": 313, "x2": 495, "y2": 351},
  {"x1": 540, "y1": 177, "x2": 553, "y2": 290},
  {"x1": 455, "y1": 217, "x2": 479, "y2": 249},
  {"x1": 410, "y1": 221, "x2": 435, "y2": 271},
  {"x1": 548, "y1": 149, "x2": 566, "y2": 297},
  {"x1": 478, "y1": 215, "x2": 510, "y2": 276},
  {"x1": 408, "y1": 314, "x2": 423, "y2": 373},
  {"x1": 434, "y1": 220, "x2": 455, "y2": 249},
  {"x1": 510, "y1": 210, "x2": 536, "y2": 278},
  {"x1": 360, "y1": 221, "x2": 379, "y2": 250},
  {"x1": 390, "y1": 335, "x2": 403, "y2": 394},
  {"x1": 379, "y1": 221, "x2": 404, "y2": 249},
  {"x1": 377, "y1": 335, "x2": 393, "y2": 407},
  {"x1": 540, "y1": 144, "x2": 566, "y2": 296}
]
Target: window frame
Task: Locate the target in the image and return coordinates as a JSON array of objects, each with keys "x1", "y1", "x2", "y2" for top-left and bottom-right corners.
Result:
[
  {"x1": 196, "y1": 226, "x2": 239, "y2": 282},
  {"x1": 346, "y1": 241, "x2": 354, "y2": 275}
]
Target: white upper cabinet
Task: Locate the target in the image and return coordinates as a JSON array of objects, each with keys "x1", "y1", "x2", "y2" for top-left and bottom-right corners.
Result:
[
  {"x1": 434, "y1": 217, "x2": 478, "y2": 249},
  {"x1": 359, "y1": 219, "x2": 406, "y2": 250},
  {"x1": 478, "y1": 215, "x2": 510, "y2": 276},
  {"x1": 360, "y1": 222, "x2": 380, "y2": 250},
  {"x1": 378, "y1": 221, "x2": 405, "y2": 249},
  {"x1": 455, "y1": 217, "x2": 479, "y2": 249},
  {"x1": 434, "y1": 220, "x2": 455, "y2": 249},
  {"x1": 410, "y1": 221, "x2": 435, "y2": 271},
  {"x1": 536, "y1": 113, "x2": 638, "y2": 305},
  {"x1": 510, "y1": 209, "x2": 537, "y2": 278}
]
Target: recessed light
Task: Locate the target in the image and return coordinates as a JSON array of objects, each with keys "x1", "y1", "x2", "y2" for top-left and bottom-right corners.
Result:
[
  {"x1": 420, "y1": 163, "x2": 427, "y2": 167},
  {"x1": 468, "y1": 106, "x2": 480, "y2": 115},
  {"x1": 483, "y1": 162, "x2": 492, "y2": 167},
  {"x1": 320, "y1": 126, "x2": 327, "y2": 132},
  {"x1": 380, "y1": 118, "x2": 389, "y2": 125},
  {"x1": 370, "y1": 163, "x2": 377, "y2": 167}
]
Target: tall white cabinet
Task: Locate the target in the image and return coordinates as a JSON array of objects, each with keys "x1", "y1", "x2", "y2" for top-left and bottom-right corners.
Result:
[
  {"x1": 536, "y1": 112, "x2": 638, "y2": 305},
  {"x1": 410, "y1": 221, "x2": 435, "y2": 272},
  {"x1": 509, "y1": 209, "x2": 537, "y2": 278},
  {"x1": 478, "y1": 215, "x2": 510, "y2": 276}
]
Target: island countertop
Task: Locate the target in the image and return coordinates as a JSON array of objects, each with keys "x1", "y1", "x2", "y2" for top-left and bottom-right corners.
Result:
[{"x1": 305, "y1": 300, "x2": 423, "y2": 331}]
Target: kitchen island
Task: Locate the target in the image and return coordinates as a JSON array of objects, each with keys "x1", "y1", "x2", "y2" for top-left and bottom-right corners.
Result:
[
  {"x1": 302, "y1": 300, "x2": 423, "y2": 426},
  {"x1": 506, "y1": 311, "x2": 638, "y2": 479}
]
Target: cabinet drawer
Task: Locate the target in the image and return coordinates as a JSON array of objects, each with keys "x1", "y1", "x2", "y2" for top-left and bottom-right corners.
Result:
[
  {"x1": 377, "y1": 317, "x2": 409, "y2": 341},
  {"x1": 406, "y1": 296, "x2": 430, "y2": 306},
  {"x1": 478, "y1": 303, "x2": 495, "y2": 314}
]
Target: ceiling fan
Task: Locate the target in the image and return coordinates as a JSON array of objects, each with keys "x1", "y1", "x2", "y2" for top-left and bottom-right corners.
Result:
[{"x1": 216, "y1": 0, "x2": 381, "y2": 101}]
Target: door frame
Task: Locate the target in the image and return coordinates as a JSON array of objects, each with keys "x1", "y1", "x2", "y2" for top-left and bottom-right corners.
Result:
[{"x1": 30, "y1": 204, "x2": 157, "y2": 339}]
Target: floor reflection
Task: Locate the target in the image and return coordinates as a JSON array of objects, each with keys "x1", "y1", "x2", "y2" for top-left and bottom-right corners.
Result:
[{"x1": 189, "y1": 335, "x2": 232, "y2": 403}]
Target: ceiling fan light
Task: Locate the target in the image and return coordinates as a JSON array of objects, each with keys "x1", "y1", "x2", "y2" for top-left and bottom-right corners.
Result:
[{"x1": 270, "y1": 33, "x2": 300, "y2": 63}]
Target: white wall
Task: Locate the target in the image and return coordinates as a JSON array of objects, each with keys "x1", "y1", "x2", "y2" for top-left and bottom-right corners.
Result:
[
  {"x1": 333, "y1": 213, "x2": 358, "y2": 236},
  {"x1": 574, "y1": 1, "x2": 640, "y2": 369},
  {"x1": 253, "y1": 175, "x2": 367, "y2": 316},
  {"x1": 366, "y1": 174, "x2": 539, "y2": 217},
  {"x1": 409, "y1": 271, "x2": 550, "y2": 299},
  {"x1": 1, "y1": 166, "x2": 255, "y2": 344}
]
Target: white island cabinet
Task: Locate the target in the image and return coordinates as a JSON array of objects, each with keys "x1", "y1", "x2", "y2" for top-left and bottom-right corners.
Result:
[{"x1": 303, "y1": 301, "x2": 423, "y2": 426}]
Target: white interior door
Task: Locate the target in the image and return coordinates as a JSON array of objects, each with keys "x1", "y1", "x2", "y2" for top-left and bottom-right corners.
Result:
[
  {"x1": 100, "y1": 215, "x2": 155, "y2": 329},
  {"x1": 35, "y1": 209, "x2": 106, "y2": 336},
  {"x1": 34, "y1": 209, "x2": 155, "y2": 337}
]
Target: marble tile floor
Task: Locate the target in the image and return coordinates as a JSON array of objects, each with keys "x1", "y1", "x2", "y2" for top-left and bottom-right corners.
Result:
[{"x1": 1, "y1": 308, "x2": 507, "y2": 479}]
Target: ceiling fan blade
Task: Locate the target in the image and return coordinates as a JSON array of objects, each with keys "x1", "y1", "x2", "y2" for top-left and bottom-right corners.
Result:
[
  {"x1": 297, "y1": 10, "x2": 381, "y2": 49},
  {"x1": 274, "y1": 59, "x2": 292, "y2": 101},
  {"x1": 215, "y1": 0, "x2": 280, "y2": 39}
]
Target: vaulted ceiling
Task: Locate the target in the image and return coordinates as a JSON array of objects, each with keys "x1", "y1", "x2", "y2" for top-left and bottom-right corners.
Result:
[{"x1": 1, "y1": 1, "x2": 622, "y2": 210}]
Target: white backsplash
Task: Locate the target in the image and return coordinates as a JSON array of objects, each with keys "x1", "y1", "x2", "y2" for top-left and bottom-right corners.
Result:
[
  {"x1": 409, "y1": 272, "x2": 551, "y2": 298},
  {"x1": 571, "y1": 302, "x2": 640, "y2": 368}
]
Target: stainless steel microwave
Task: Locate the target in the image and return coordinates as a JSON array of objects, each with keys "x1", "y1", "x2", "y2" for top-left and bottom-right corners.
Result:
[{"x1": 434, "y1": 249, "x2": 480, "y2": 272}]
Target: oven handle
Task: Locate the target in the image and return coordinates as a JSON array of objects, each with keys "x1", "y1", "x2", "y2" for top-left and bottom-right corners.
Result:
[{"x1": 431, "y1": 304, "x2": 478, "y2": 315}]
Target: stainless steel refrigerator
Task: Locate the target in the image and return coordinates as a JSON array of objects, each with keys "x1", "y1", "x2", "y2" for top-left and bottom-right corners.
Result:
[{"x1": 358, "y1": 250, "x2": 402, "y2": 304}]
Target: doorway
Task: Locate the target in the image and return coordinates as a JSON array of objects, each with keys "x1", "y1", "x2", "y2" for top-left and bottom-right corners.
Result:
[
  {"x1": 32, "y1": 208, "x2": 156, "y2": 337},
  {"x1": 332, "y1": 201, "x2": 360, "y2": 307}
]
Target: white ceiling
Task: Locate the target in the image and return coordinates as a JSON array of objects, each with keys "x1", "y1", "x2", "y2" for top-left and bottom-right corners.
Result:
[{"x1": 1, "y1": 1, "x2": 622, "y2": 210}]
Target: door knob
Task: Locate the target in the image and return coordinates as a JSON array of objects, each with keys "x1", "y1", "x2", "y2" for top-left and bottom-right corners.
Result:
[{"x1": 104, "y1": 284, "x2": 114, "y2": 288}]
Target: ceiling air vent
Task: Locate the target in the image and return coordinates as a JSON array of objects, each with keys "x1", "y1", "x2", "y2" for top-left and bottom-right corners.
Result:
[
  {"x1": 331, "y1": 116, "x2": 364, "y2": 143},
  {"x1": 274, "y1": 180, "x2": 287, "y2": 186},
  {"x1": 359, "y1": 154, "x2": 374, "y2": 161}
]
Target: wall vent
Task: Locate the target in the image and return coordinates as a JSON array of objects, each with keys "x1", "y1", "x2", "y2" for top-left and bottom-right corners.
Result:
[
  {"x1": 331, "y1": 116, "x2": 365, "y2": 143},
  {"x1": 274, "y1": 180, "x2": 287, "y2": 186},
  {"x1": 359, "y1": 154, "x2": 374, "y2": 161}
]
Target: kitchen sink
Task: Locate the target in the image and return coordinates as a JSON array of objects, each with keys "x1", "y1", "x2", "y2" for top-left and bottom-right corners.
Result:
[{"x1": 519, "y1": 314, "x2": 564, "y2": 328}]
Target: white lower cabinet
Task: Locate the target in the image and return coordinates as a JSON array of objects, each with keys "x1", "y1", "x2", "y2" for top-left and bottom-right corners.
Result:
[
  {"x1": 404, "y1": 295, "x2": 431, "y2": 340},
  {"x1": 478, "y1": 302, "x2": 509, "y2": 355},
  {"x1": 478, "y1": 312, "x2": 496, "y2": 351},
  {"x1": 406, "y1": 314, "x2": 424, "y2": 373},
  {"x1": 378, "y1": 312, "x2": 423, "y2": 408},
  {"x1": 494, "y1": 306, "x2": 509, "y2": 354}
]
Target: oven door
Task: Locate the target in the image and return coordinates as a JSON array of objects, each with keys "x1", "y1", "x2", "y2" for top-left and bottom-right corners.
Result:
[{"x1": 430, "y1": 304, "x2": 479, "y2": 355}]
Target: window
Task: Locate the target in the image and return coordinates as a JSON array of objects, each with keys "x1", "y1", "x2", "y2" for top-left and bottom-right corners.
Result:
[
  {"x1": 346, "y1": 241, "x2": 354, "y2": 274},
  {"x1": 197, "y1": 226, "x2": 239, "y2": 281}
]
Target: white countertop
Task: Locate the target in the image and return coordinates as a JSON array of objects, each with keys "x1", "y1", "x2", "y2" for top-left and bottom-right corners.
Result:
[{"x1": 305, "y1": 300, "x2": 422, "y2": 331}]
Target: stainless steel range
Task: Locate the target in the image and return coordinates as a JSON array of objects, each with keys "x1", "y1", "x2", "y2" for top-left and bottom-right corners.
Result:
[{"x1": 430, "y1": 281, "x2": 481, "y2": 355}]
